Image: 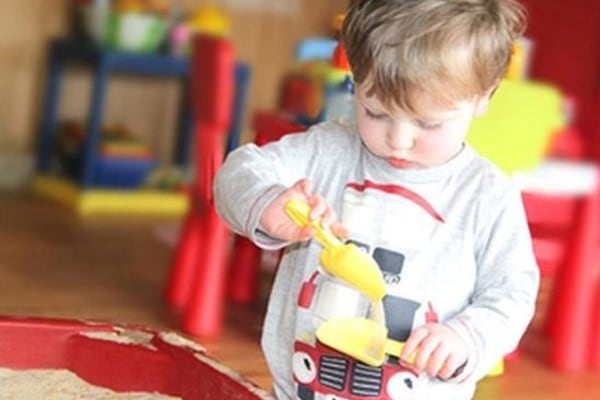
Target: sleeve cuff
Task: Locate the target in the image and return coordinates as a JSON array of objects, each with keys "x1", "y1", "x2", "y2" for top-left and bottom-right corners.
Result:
[{"x1": 245, "y1": 184, "x2": 290, "y2": 250}]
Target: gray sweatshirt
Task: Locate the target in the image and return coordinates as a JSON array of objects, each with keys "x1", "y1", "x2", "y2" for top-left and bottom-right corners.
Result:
[{"x1": 214, "y1": 122, "x2": 539, "y2": 400}]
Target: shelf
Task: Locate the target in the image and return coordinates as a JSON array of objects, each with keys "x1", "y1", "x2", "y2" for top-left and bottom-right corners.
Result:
[
  {"x1": 34, "y1": 38, "x2": 250, "y2": 215},
  {"x1": 36, "y1": 38, "x2": 192, "y2": 190},
  {"x1": 33, "y1": 175, "x2": 188, "y2": 216}
]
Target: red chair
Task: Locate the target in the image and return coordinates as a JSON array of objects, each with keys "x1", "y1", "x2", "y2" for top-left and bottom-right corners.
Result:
[
  {"x1": 522, "y1": 162, "x2": 600, "y2": 371},
  {"x1": 164, "y1": 34, "x2": 235, "y2": 337},
  {"x1": 227, "y1": 112, "x2": 305, "y2": 305}
]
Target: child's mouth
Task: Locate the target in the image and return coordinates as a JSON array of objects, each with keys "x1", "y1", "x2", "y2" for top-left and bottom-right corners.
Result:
[{"x1": 388, "y1": 157, "x2": 412, "y2": 168}]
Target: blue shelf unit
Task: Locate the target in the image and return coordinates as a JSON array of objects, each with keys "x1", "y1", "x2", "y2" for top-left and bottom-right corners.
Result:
[{"x1": 36, "y1": 38, "x2": 250, "y2": 189}]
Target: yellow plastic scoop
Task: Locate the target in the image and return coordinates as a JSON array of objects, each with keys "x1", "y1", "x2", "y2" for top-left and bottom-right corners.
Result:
[
  {"x1": 316, "y1": 317, "x2": 415, "y2": 367},
  {"x1": 284, "y1": 199, "x2": 385, "y2": 301}
]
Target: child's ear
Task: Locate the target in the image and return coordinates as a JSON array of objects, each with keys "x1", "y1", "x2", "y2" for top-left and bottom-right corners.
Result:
[
  {"x1": 474, "y1": 97, "x2": 490, "y2": 117},
  {"x1": 474, "y1": 85, "x2": 498, "y2": 117}
]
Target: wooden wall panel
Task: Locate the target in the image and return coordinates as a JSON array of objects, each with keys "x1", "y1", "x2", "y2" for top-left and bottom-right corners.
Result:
[
  {"x1": 0, "y1": 0, "x2": 69, "y2": 154},
  {"x1": 0, "y1": 0, "x2": 348, "y2": 162}
]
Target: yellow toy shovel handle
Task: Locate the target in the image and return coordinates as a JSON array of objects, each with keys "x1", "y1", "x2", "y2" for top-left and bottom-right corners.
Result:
[
  {"x1": 284, "y1": 199, "x2": 343, "y2": 250},
  {"x1": 285, "y1": 199, "x2": 386, "y2": 302},
  {"x1": 383, "y1": 339, "x2": 416, "y2": 364}
]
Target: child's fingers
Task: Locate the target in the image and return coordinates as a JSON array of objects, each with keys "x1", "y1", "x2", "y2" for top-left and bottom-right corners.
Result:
[
  {"x1": 288, "y1": 184, "x2": 349, "y2": 239},
  {"x1": 319, "y1": 203, "x2": 338, "y2": 229},
  {"x1": 307, "y1": 195, "x2": 329, "y2": 222},
  {"x1": 437, "y1": 352, "x2": 464, "y2": 380},
  {"x1": 425, "y1": 344, "x2": 449, "y2": 378},
  {"x1": 401, "y1": 327, "x2": 428, "y2": 365},
  {"x1": 331, "y1": 223, "x2": 349, "y2": 239},
  {"x1": 297, "y1": 227, "x2": 315, "y2": 241},
  {"x1": 292, "y1": 178, "x2": 313, "y2": 198},
  {"x1": 412, "y1": 334, "x2": 440, "y2": 373}
]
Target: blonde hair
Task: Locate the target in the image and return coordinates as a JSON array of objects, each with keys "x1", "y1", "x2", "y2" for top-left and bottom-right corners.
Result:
[{"x1": 341, "y1": 0, "x2": 526, "y2": 113}]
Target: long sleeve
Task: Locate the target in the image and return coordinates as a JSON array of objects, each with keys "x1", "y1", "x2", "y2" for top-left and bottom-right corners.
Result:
[
  {"x1": 445, "y1": 186, "x2": 540, "y2": 382},
  {"x1": 214, "y1": 122, "x2": 359, "y2": 249}
]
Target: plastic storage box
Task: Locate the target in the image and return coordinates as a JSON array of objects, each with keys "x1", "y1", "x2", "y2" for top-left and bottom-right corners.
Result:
[{"x1": 92, "y1": 155, "x2": 156, "y2": 188}]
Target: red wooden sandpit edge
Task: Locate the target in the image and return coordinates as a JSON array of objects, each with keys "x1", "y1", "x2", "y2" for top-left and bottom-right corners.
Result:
[{"x1": 0, "y1": 316, "x2": 274, "y2": 400}]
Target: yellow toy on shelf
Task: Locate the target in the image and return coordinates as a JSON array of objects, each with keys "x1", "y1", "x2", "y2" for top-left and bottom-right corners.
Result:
[
  {"x1": 186, "y1": 6, "x2": 231, "y2": 37},
  {"x1": 112, "y1": 0, "x2": 170, "y2": 14},
  {"x1": 332, "y1": 13, "x2": 345, "y2": 33},
  {"x1": 33, "y1": 175, "x2": 188, "y2": 216},
  {"x1": 170, "y1": 6, "x2": 231, "y2": 56},
  {"x1": 505, "y1": 37, "x2": 534, "y2": 80}
]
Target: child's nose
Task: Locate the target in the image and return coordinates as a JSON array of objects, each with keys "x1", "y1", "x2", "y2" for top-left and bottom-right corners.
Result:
[{"x1": 387, "y1": 123, "x2": 416, "y2": 150}]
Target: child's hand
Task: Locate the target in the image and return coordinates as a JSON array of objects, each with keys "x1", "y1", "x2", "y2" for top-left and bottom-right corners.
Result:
[
  {"x1": 259, "y1": 179, "x2": 348, "y2": 242},
  {"x1": 400, "y1": 323, "x2": 468, "y2": 380}
]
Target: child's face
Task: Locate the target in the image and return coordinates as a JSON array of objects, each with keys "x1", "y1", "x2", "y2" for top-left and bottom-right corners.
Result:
[{"x1": 355, "y1": 84, "x2": 490, "y2": 169}]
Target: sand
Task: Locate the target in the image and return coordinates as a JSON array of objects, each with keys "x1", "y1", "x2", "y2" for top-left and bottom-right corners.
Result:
[{"x1": 0, "y1": 367, "x2": 181, "y2": 399}]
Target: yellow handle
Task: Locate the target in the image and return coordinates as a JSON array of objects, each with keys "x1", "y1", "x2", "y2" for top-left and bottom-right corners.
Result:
[
  {"x1": 284, "y1": 199, "x2": 343, "y2": 250},
  {"x1": 285, "y1": 199, "x2": 386, "y2": 302},
  {"x1": 383, "y1": 339, "x2": 416, "y2": 364}
]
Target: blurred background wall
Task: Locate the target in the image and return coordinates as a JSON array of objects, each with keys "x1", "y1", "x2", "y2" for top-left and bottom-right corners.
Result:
[
  {"x1": 2, "y1": 0, "x2": 600, "y2": 163},
  {"x1": 0, "y1": 0, "x2": 346, "y2": 163}
]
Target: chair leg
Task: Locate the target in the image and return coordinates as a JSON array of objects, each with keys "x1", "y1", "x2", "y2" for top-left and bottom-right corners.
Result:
[
  {"x1": 164, "y1": 211, "x2": 205, "y2": 309},
  {"x1": 590, "y1": 280, "x2": 600, "y2": 368},
  {"x1": 227, "y1": 236, "x2": 263, "y2": 305},
  {"x1": 548, "y1": 184, "x2": 600, "y2": 370},
  {"x1": 183, "y1": 206, "x2": 230, "y2": 337}
]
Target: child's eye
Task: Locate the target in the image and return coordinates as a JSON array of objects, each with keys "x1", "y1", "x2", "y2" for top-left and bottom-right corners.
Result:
[
  {"x1": 415, "y1": 120, "x2": 442, "y2": 130},
  {"x1": 365, "y1": 108, "x2": 388, "y2": 120}
]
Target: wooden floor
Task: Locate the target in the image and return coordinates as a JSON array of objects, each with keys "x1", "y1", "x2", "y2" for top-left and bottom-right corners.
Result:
[{"x1": 1, "y1": 193, "x2": 600, "y2": 399}]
